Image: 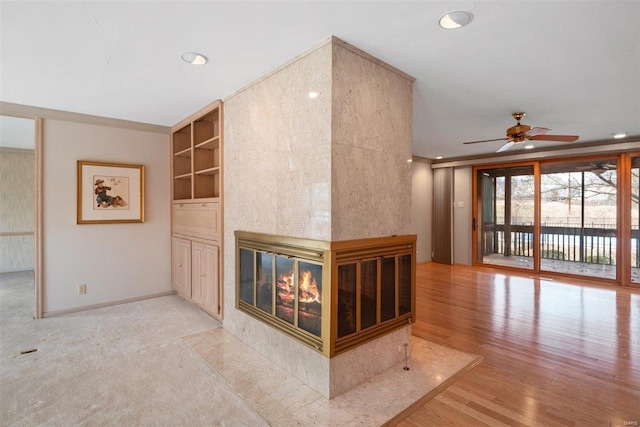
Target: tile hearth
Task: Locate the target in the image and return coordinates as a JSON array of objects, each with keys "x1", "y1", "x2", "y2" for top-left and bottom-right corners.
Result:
[{"x1": 185, "y1": 328, "x2": 481, "y2": 425}]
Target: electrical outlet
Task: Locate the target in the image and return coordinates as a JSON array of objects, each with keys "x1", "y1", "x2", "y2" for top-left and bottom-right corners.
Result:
[{"x1": 78, "y1": 284, "x2": 87, "y2": 295}]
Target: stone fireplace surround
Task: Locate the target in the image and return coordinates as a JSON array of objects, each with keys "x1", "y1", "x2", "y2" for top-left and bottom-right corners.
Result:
[{"x1": 222, "y1": 36, "x2": 414, "y2": 398}]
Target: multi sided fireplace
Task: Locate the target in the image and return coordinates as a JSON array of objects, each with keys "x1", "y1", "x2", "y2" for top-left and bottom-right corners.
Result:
[{"x1": 236, "y1": 231, "x2": 416, "y2": 357}]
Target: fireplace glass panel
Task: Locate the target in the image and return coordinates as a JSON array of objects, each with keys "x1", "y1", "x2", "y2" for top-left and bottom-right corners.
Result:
[
  {"x1": 298, "y1": 261, "x2": 322, "y2": 337},
  {"x1": 239, "y1": 249, "x2": 255, "y2": 305},
  {"x1": 256, "y1": 252, "x2": 273, "y2": 314},
  {"x1": 337, "y1": 263, "x2": 357, "y2": 338},
  {"x1": 398, "y1": 254, "x2": 411, "y2": 316},
  {"x1": 381, "y1": 257, "x2": 396, "y2": 322},
  {"x1": 275, "y1": 256, "x2": 295, "y2": 324},
  {"x1": 237, "y1": 231, "x2": 416, "y2": 357},
  {"x1": 361, "y1": 260, "x2": 378, "y2": 330}
]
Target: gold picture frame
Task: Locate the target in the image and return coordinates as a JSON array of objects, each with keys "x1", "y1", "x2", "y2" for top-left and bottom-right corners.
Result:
[{"x1": 77, "y1": 160, "x2": 144, "y2": 224}]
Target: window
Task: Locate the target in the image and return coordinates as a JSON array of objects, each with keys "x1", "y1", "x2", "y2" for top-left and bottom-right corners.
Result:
[{"x1": 473, "y1": 154, "x2": 638, "y2": 286}]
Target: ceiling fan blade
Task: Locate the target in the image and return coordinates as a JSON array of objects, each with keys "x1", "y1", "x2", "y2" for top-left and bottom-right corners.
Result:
[
  {"x1": 463, "y1": 137, "x2": 509, "y2": 145},
  {"x1": 524, "y1": 127, "x2": 550, "y2": 137},
  {"x1": 529, "y1": 135, "x2": 579, "y2": 142},
  {"x1": 496, "y1": 141, "x2": 515, "y2": 153}
]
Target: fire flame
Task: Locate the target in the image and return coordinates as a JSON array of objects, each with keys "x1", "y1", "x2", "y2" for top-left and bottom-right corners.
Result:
[
  {"x1": 299, "y1": 270, "x2": 321, "y2": 303},
  {"x1": 276, "y1": 270, "x2": 295, "y2": 307},
  {"x1": 276, "y1": 269, "x2": 321, "y2": 305},
  {"x1": 277, "y1": 271, "x2": 294, "y2": 293}
]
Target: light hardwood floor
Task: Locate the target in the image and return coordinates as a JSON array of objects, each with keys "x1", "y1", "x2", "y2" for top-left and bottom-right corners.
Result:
[{"x1": 400, "y1": 262, "x2": 640, "y2": 427}]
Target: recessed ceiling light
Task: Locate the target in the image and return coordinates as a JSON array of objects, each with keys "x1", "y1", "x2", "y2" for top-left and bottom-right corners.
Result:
[
  {"x1": 435, "y1": 155, "x2": 443, "y2": 160},
  {"x1": 612, "y1": 132, "x2": 627, "y2": 139},
  {"x1": 439, "y1": 11, "x2": 473, "y2": 29},
  {"x1": 181, "y1": 52, "x2": 208, "y2": 65},
  {"x1": 308, "y1": 91, "x2": 319, "y2": 99},
  {"x1": 524, "y1": 144, "x2": 534, "y2": 150}
]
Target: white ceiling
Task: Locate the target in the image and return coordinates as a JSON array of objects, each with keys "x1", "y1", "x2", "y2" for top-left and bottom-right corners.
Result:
[{"x1": 1, "y1": 1, "x2": 639, "y2": 159}]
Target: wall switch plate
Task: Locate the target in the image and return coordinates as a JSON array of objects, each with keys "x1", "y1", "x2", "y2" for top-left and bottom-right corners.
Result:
[{"x1": 78, "y1": 284, "x2": 86, "y2": 295}]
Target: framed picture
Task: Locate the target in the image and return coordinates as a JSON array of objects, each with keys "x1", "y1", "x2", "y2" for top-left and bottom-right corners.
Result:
[{"x1": 77, "y1": 161, "x2": 144, "y2": 224}]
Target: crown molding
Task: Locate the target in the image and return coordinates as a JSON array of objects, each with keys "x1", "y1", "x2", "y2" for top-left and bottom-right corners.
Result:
[{"x1": 0, "y1": 102, "x2": 170, "y2": 134}]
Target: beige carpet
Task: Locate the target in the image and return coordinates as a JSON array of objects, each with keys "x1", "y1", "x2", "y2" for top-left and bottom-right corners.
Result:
[
  {"x1": 185, "y1": 328, "x2": 482, "y2": 426},
  {"x1": 1, "y1": 272, "x2": 480, "y2": 426},
  {"x1": 0, "y1": 274, "x2": 265, "y2": 426}
]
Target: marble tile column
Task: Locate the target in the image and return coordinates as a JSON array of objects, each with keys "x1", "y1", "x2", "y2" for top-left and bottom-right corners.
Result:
[{"x1": 223, "y1": 36, "x2": 414, "y2": 398}]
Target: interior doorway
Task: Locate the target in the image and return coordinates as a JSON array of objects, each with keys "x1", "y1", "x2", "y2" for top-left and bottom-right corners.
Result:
[{"x1": 0, "y1": 115, "x2": 39, "y2": 317}]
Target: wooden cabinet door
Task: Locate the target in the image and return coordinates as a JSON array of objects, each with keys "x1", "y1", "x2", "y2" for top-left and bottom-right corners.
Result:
[
  {"x1": 191, "y1": 242, "x2": 205, "y2": 306},
  {"x1": 173, "y1": 202, "x2": 220, "y2": 241},
  {"x1": 201, "y1": 244, "x2": 220, "y2": 316},
  {"x1": 191, "y1": 242, "x2": 220, "y2": 316},
  {"x1": 171, "y1": 238, "x2": 191, "y2": 297}
]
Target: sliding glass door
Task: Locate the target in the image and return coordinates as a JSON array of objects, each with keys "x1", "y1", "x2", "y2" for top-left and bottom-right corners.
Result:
[
  {"x1": 473, "y1": 154, "x2": 640, "y2": 286},
  {"x1": 540, "y1": 159, "x2": 618, "y2": 280},
  {"x1": 476, "y1": 165, "x2": 535, "y2": 270},
  {"x1": 632, "y1": 156, "x2": 640, "y2": 284}
]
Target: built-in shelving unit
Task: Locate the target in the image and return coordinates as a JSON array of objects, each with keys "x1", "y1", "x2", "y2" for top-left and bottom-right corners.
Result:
[
  {"x1": 172, "y1": 123, "x2": 193, "y2": 201},
  {"x1": 172, "y1": 104, "x2": 221, "y2": 201},
  {"x1": 170, "y1": 100, "x2": 223, "y2": 320}
]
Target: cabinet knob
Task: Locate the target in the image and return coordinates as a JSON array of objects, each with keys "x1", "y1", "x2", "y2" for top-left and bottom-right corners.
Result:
[
  {"x1": 178, "y1": 263, "x2": 182, "y2": 267},
  {"x1": 202, "y1": 204, "x2": 206, "y2": 207}
]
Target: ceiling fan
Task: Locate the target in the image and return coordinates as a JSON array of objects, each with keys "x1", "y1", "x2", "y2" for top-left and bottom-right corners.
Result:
[
  {"x1": 575, "y1": 162, "x2": 616, "y2": 174},
  {"x1": 463, "y1": 112, "x2": 579, "y2": 153}
]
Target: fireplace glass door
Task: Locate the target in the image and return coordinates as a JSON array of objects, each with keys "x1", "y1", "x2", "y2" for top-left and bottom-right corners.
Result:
[
  {"x1": 337, "y1": 263, "x2": 356, "y2": 337},
  {"x1": 298, "y1": 261, "x2": 322, "y2": 337},
  {"x1": 238, "y1": 247, "x2": 323, "y2": 339},
  {"x1": 236, "y1": 231, "x2": 416, "y2": 357},
  {"x1": 337, "y1": 252, "x2": 413, "y2": 340},
  {"x1": 256, "y1": 252, "x2": 273, "y2": 314},
  {"x1": 361, "y1": 260, "x2": 377, "y2": 330},
  {"x1": 239, "y1": 249, "x2": 255, "y2": 305},
  {"x1": 275, "y1": 256, "x2": 295, "y2": 325}
]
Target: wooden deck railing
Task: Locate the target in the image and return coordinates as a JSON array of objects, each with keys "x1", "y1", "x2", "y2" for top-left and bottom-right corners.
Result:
[{"x1": 486, "y1": 225, "x2": 640, "y2": 267}]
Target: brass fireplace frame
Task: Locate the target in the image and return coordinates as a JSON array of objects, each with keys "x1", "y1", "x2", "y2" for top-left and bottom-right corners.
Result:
[{"x1": 235, "y1": 231, "x2": 416, "y2": 357}]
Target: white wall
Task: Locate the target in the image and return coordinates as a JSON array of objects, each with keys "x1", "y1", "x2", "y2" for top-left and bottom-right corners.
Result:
[
  {"x1": 453, "y1": 166, "x2": 472, "y2": 265},
  {"x1": 42, "y1": 119, "x2": 170, "y2": 314},
  {"x1": 411, "y1": 160, "x2": 432, "y2": 263}
]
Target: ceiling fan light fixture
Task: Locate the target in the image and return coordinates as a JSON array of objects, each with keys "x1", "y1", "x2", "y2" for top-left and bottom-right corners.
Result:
[
  {"x1": 439, "y1": 11, "x2": 473, "y2": 29},
  {"x1": 181, "y1": 52, "x2": 208, "y2": 65},
  {"x1": 612, "y1": 132, "x2": 627, "y2": 139}
]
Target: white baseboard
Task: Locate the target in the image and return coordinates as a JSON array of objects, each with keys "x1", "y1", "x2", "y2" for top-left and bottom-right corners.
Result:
[{"x1": 42, "y1": 290, "x2": 176, "y2": 317}]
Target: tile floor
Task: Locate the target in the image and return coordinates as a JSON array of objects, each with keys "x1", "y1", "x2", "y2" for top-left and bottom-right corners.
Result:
[{"x1": 1, "y1": 271, "x2": 480, "y2": 426}]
